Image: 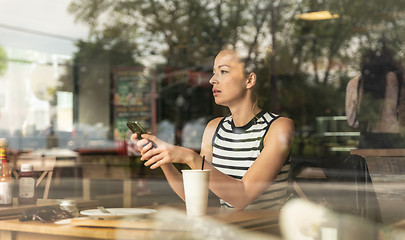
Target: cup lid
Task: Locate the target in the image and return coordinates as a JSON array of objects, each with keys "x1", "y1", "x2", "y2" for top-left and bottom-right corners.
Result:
[{"x1": 181, "y1": 169, "x2": 211, "y2": 172}]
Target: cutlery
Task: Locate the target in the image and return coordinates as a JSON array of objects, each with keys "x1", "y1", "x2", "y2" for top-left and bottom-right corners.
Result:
[{"x1": 97, "y1": 206, "x2": 111, "y2": 214}]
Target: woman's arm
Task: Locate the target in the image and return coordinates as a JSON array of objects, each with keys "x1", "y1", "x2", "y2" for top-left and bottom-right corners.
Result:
[
  {"x1": 139, "y1": 117, "x2": 294, "y2": 210},
  {"x1": 159, "y1": 163, "x2": 185, "y2": 201},
  {"x1": 134, "y1": 118, "x2": 221, "y2": 201},
  {"x1": 200, "y1": 117, "x2": 294, "y2": 210},
  {"x1": 131, "y1": 134, "x2": 189, "y2": 201},
  {"x1": 383, "y1": 72, "x2": 399, "y2": 117},
  {"x1": 345, "y1": 76, "x2": 360, "y2": 128}
]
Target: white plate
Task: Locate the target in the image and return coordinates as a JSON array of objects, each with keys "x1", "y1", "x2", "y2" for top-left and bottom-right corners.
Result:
[{"x1": 80, "y1": 208, "x2": 157, "y2": 219}]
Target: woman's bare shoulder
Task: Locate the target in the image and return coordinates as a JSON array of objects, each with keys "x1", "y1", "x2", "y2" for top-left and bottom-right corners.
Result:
[
  {"x1": 200, "y1": 117, "x2": 223, "y2": 156},
  {"x1": 266, "y1": 116, "x2": 295, "y2": 145},
  {"x1": 207, "y1": 117, "x2": 223, "y2": 126},
  {"x1": 272, "y1": 116, "x2": 295, "y2": 133},
  {"x1": 204, "y1": 117, "x2": 223, "y2": 133}
]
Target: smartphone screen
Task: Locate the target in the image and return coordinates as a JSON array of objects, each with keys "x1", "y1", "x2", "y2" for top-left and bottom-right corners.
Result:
[{"x1": 127, "y1": 121, "x2": 147, "y2": 140}]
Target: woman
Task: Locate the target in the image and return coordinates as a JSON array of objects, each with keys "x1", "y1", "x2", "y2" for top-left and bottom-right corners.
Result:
[
  {"x1": 346, "y1": 45, "x2": 404, "y2": 149},
  {"x1": 132, "y1": 49, "x2": 294, "y2": 210}
]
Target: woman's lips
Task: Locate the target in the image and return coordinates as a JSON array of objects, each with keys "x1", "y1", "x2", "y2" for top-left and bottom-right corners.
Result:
[{"x1": 213, "y1": 89, "x2": 221, "y2": 97}]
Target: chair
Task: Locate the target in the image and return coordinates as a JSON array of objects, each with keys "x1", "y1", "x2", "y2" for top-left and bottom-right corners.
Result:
[
  {"x1": 290, "y1": 154, "x2": 382, "y2": 223},
  {"x1": 13, "y1": 155, "x2": 56, "y2": 199}
]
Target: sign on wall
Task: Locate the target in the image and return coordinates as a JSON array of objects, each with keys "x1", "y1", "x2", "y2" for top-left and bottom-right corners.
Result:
[{"x1": 113, "y1": 67, "x2": 156, "y2": 143}]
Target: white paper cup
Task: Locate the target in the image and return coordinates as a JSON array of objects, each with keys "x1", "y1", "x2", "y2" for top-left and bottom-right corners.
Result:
[{"x1": 182, "y1": 169, "x2": 211, "y2": 216}]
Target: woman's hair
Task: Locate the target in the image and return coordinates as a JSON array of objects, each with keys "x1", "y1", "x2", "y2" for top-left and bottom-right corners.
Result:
[
  {"x1": 219, "y1": 48, "x2": 260, "y2": 101},
  {"x1": 358, "y1": 43, "x2": 403, "y2": 131}
]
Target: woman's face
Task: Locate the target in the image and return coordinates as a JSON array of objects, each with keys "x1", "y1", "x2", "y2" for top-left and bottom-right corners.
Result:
[{"x1": 209, "y1": 50, "x2": 248, "y2": 107}]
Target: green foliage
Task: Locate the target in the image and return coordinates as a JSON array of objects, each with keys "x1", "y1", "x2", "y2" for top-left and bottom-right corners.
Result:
[
  {"x1": 66, "y1": 0, "x2": 405, "y2": 150},
  {"x1": 68, "y1": 0, "x2": 288, "y2": 69}
]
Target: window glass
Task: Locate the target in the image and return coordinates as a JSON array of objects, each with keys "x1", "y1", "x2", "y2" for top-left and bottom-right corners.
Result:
[{"x1": 0, "y1": 0, "x2": 404, "y2": 230}]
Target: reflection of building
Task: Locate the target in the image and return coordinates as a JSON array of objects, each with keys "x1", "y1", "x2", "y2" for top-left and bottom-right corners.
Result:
[{"x1": 163, "y1": 68, "x2": 211, "y2": 88}]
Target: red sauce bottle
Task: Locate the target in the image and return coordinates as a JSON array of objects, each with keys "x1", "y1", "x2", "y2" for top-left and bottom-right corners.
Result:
[
  {"x1": 18, "y1": 164, "x2": 37, "y2": 205},
  {"x1": 0, "y1": 139, "x2": 13, "y2": 207}
]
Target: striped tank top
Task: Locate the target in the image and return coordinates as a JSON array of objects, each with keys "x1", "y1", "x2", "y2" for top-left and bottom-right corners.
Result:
[{"x1": 211, "y1": 111, "x2": 290, "y2": 210}]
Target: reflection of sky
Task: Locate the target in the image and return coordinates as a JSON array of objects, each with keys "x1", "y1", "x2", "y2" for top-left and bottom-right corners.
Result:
[
  {"x1": 0, "y1": 55, "x2": 52, "y2": 134},
  {"x1": 0, "y1": 0, "x2": 165, "y2": 66},
  {"x1": 0, "y1": 0, "x2": 89, "y2": 55},
  {"x1": 0, "y1": 0, "x2": 165, "y2": 136}
]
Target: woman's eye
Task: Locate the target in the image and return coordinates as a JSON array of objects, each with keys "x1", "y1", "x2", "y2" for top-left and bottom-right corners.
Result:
[{"x1": 221, "y1": 70, "x2": 228, "y2": 74}]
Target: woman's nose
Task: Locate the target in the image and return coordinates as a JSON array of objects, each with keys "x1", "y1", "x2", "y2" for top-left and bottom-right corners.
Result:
[{"x1": 209, "y1": 74, "x2": 217, "y2": 85}]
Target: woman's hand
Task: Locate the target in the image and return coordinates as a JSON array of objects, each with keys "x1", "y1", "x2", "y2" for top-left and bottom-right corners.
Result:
[{"x1": 132, "y1": 133, "x2": 197, "y2": 169}]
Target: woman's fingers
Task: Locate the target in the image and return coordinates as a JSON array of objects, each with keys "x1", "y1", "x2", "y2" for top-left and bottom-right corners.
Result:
[
  {"x1": 142, "y1": 149, "x2": 171, "y2": 168},
  {"x1": 143, "y1": 153, "x2": 164, "y2": 167},
  {"x1": 136, "y1": 138, "x2": 148, "y2": 149},
  {"x1": 135, "y1": 134, "x2": 174, "y2": 169},
  {"x1": 137, "y1": 134, "x2": 159, "y2": 149},
  {"x1": 130, "y1": 133, "x2": 139, "y2": 141},
  {"x1": 137, "y1": 140, "x2": 156, "y2": 156},
  {"x1": 150, "y1": 161, "x2": 163, "y2": 169},
  {"x1": 140, "y1": 143, "x2": 154, "y2": 159},
  {"x1": 141, "y1": 134, "x2": 160, "y2": 144},
  {"x1": 148, "y1": 155, "x2": 171, "y2": 169}
]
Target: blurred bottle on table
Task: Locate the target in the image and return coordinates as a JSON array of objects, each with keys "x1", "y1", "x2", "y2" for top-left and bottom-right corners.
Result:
[
  {"x1": 0, "y1": 138, "x2": 13, "y2": 207},
  {"x1": 18, "y1": 163, "x2": 37, "y2": 205},
  {"x1": 59, "y1": 199, "x2": 78, "y2": 217}
]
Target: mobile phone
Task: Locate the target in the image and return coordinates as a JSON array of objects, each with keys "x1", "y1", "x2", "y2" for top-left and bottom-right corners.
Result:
[
  {"x1": 127, "y1": 121, "x2": 147, "y2": 140},
  {"x1": 127, "y1": 121, "x2": 157, "y2": 148}
]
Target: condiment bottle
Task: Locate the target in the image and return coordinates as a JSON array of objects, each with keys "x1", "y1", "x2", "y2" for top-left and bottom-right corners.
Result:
[
  {"x1": 18, "y1": 163, "x2": 37, "y2": 205},
  {"x1": 0, "y1": 138, "x2": 13, "y2": 207}
]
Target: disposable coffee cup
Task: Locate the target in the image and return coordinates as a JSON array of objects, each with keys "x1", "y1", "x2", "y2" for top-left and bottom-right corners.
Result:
[{"x1": 182, "y1": 169, "x2": 211, "y2": 216}]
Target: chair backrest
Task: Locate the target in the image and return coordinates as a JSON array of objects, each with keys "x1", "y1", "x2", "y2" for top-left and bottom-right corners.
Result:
[{"x1": 13, "y1": 155, "x2": 56, "y2": 200}]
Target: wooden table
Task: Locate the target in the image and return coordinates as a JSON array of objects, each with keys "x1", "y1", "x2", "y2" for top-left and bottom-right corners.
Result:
[
  {"x1": 350, "y1": 149, "x2": 405, "y2": 175},
  {"x1": 0, "y1": 206, "x2": 280, "y2": 240},
  {"x1": 350, "y1": 149, "x2": 405, "y2": 224},
  {"x1": 0, "y1": 199, "x2": 98, "y2": 220}
]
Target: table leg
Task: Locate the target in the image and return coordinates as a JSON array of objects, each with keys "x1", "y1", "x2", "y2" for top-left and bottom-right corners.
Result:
[
  {"x1": 123, "y1": 179, "x2": 133, "y2": 208},
  {"x1": 82, "y1": 178, "x2": 90, "y2": 200}
]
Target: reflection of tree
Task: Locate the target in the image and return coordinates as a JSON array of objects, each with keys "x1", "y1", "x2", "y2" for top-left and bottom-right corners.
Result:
[
  {"x1": 158, "y1": 80, "x2": 212, "y2": 146},
  {"x1": 68, "y1": 0, "x2": 253, "y2": 67},
  {"x1": 252, "y1": 0, "x2": 405, "y2": 156},
  {"x1": 66, "y1": 0, "x2": 405, "y2": 152},
  {"x1": 67, "y1": 0, "x2": 275, "y2": 145}
]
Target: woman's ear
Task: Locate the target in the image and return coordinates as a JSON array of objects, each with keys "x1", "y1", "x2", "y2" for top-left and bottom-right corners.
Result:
[{"x1": 246, "y1": 73, "x2": 257, "y2": 89}]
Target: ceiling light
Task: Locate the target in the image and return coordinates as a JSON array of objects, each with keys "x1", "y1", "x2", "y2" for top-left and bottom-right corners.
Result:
[{"x1": 297, "y1": 11, "x2": 339, "y2": 21}]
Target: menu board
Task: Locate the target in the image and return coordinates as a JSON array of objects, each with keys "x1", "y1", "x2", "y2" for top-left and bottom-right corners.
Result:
[{"x1": 113, "y1": 67, "x2": 156, "y2": 141}]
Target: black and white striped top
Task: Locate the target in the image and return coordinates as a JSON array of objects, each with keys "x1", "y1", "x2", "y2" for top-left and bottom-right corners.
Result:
[{"x1": 211, "y1": 111, "x2": 290, "y2": 210}]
